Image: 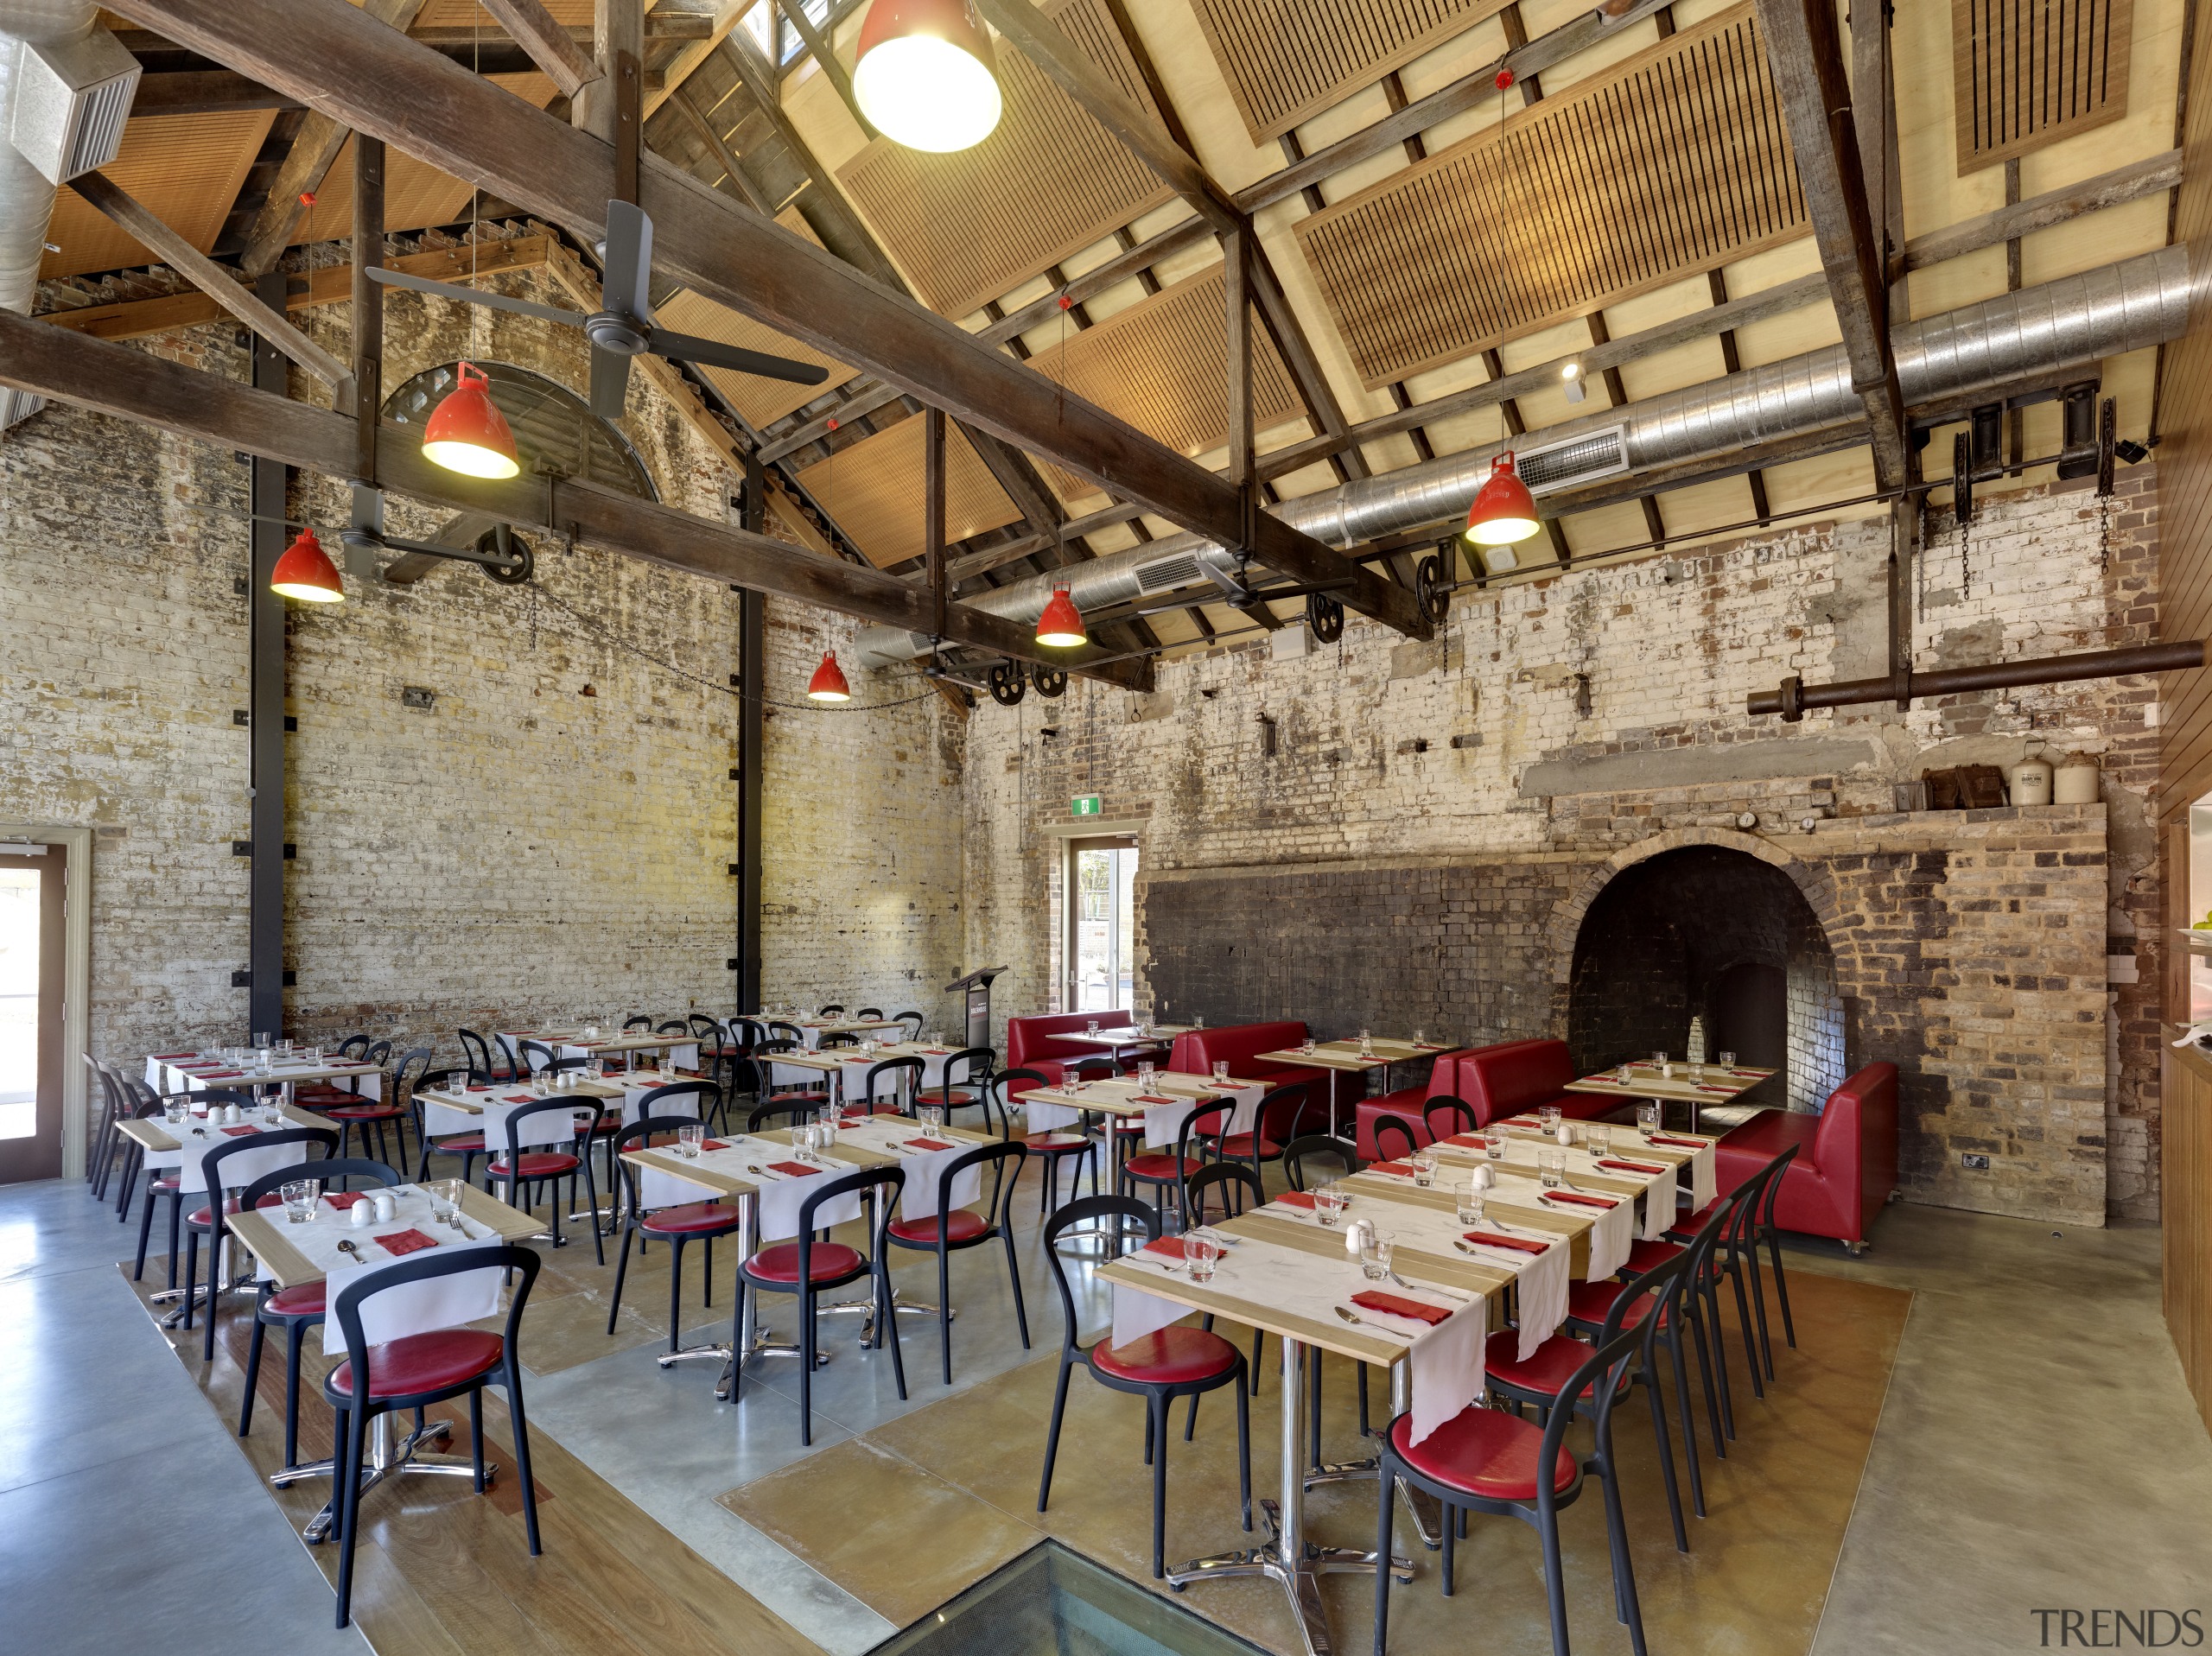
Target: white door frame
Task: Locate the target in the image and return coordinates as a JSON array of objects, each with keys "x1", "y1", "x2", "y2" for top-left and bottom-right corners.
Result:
[{"x1": 0, "y1": 824, "x2": 92, "y2": 1179}]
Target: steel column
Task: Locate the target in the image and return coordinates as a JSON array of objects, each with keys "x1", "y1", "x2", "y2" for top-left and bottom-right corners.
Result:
[
  {"x1": 247, "y1": 270, "x2": 289, "y2": 1039},
  {"x1": 735, "y1": 456, "x2": 766, "y2": 1015}
]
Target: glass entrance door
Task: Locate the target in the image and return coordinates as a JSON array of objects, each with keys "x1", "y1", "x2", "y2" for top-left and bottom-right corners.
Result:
[
  {"x1": 1065, "y1": 836, "x2": 1137, "y2": 1015},
  {"x1": 0, "y1": 845, "x2": 65, "y2": 1183}
]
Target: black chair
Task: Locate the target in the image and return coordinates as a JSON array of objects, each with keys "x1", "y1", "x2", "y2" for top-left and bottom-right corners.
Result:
[
  {"x1": 327, "y1": 1045, "x2": 420, "y2": 1166},
  {"x1": 892, "y1": 1010, "x2": 925, "y2": 1043},
  {"x1": 818, "y1": 1004, "x2": 845, "y2": 1018},
  {"x1": 1423, "y1": 1095, "x2": 1478, "y2": 1142},
  {"x1": 410, "y1": 1067, "x2": 489, "y2": 1184},
  {"x1": 325, "y1": 1244, "x2": 545, "y2": 1628},
  {"x1": 334, "y1": 1034, "x2": 371, "y2": 1060},
  {"x1": 1371, "y1": 1256, "x2": 1683, "y2": 1656},
  {"x1": 132, "y1": 1088, "x2": 258, "y2": 1285},
  {"x1": 624, "y1": 1014, "x2": 653, "y2": 1031},
  {"x1": 732, "y1": 1162, "x2": 907, "y2": 1444},
  {"x1": 183, "y1": 1125, "x2": 340, "y2": 1357},
  {"x1": 107, "y1": 1079, "x2": 164, "y2": 1224},
  {"x1": 852, "y1": 1054, "x2": 923, "y2": 1115},
  {"x1": 1179, "y1": 1160, "x2": 1271, "y2": 1399},
  {"x1": 1372, "y1": 1113, "x2": 1423, "y2": 1164},
  {"x1": 689, "y1": 1013, "x2": 735, "y2": 1096},
  {"x1": 620, "y1": 1078, "x2": 720, "y2": 1172},
  {"x1": 236, "y1": 1155, "x2": 402, "y2": 1471},
  {"x1": 748, "y1": 1045, "x2": 830, "y2": 1116},
  {"x1": 518, "y1": 1038, "x2": 559, "y2": 1078},
  {"x1": 457, "y1": 1028, "x2": 510, "y2": 1083},
  {"x1": 1665, "y1": 1145, "x2": 1800, "y2": 1377},
  {"x1": 914, "y1": 1046, "x2": 995, "y2": 1120},
  {"x1": 854, "y1": 1007, "x2": 883, "y2": 1020},
  {"x1": 766, "y1": 1019, "x2": 808, "y2": 1047},
  {"x1": 819, "y1": 1031, "x2": 859, "y2": 1050},
  {"x1": 1206, "y1": 1080, "x2": 1317, "y2": 1194},
  {"x1": 884, "y1": 1138, "x2": 1029, "y2": 1384},
  {"x1": 728, "y1": 1017, "x2": 767, "y2": 1055},
  {"x1": 489, "y1": 1096, "x2": 601, "y2": 1262},
  {"x1": 86, "y1": 1060, "x2": 135, "y2": 1202},
  {"x1": 606, "y1": 1117, "x2": 747, "y2": 1353},
  {"x1": 1037, "y1": 1195, "x2": 1251, "y2": 1579},
  {"x1": 1001, "y1": 1068, "x2": 1096, "y2": 1217},
  {"x1": 1120, "y1": 1100, "x2": 1228, "y2": 1228},
  {"x1": 1282, "y1": 1133, "x2": 1360, "y2": 1188}
]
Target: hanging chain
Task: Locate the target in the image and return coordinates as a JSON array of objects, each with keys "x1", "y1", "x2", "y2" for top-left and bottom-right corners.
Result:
[{"x1": 2099, "y1": 490, "x2": 2112, "y2": 578}]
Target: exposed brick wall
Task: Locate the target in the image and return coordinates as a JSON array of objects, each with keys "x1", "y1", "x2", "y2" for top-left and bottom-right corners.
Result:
[
  {"x1": 2, "y1": 242, "x2": 961, "y2": 1114},
  {"x1": 963, "y1": 474, "x2": 2158, "y2": 1225}
]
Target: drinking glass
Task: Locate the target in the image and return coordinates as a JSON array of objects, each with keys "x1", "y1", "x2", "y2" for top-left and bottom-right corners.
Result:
[
  {"x1": 436, "y1": 1177, "x2": 466, "y2": 1225},
  {"x1": 677, "y1": 1123, "x2": 705, "y2": 1159},
  {"x1": 1358, "y1": 1031, "x2": 1376, "y2": 1058},
  {"x1": 1650, "y1": 1050, "x2": 1667, "y2": 1066},
  {"x1": 281, "y1": 1178, "x2": 320, "y2": 1223},
  {"x1": 1617, "y1": 1062, "x2": 1635, "y2": 1083},
  {"x1": 1086, "y1": 1019, "x2": 1100, "y2": 1037},
  {"x1": 1718, "y1": 1050, "x2": 1737, "y2": 1068},
  {"x1": 1587, "y1": 1123, "x2": 1611, "y2": 1158},
  {"x1": 1637, "y1": 1099, "x2": 1662, "y2": 1136},
  {"x1": 1484, "y1": 1134, "x2": 1505, "y2": 1162},
  {"x1": 1538, "y1": 1104, "x2": 1561, "y2": 1134},
  {"x1": 1185, "y1": 1231, "x2": 1221, "y2": 1284},
  {"x1": 1539, "y1": 1149, "x2": 1565, "y2": 1189},
  {"x1": 162, "y1": 1097, "x2": 186, "y2": 1126},
  {"x1": 253, "y1": 1032, "x2": 272, "y2": 1051},
  {"x1": 1212, "y1": 1061, "x2": 1230, "y2": 1085},
  {"x1": 928, "y1": 1031, "x2": 944, "y2": 1047},
  {"x1": 1314, "y1": 1184, "x2": 1347, "y2": 1228},
  {"x1": 1193, "y1": 1012, "x2": 1205, "y2": 1030},
  {"x1": 1410, "y1": 1149, "x2": 1437, "y2": 1188},
  {"x1": 1358, "y1": 1228, "x2": 1395, "y2": 1281},
  {"x1": 1136, "y1": 1061, "x2": 1156, "y2": 1086},
  {"x1": 1455, "y1": 1182, "x2": 1485, "y2": 1228},
  {"x1": 1412, "y1": 1027, "x2": 1426, "y2": 1046},
  {"x1": 921, "y1": 1104, "x2": 947, "y2": 1136}
]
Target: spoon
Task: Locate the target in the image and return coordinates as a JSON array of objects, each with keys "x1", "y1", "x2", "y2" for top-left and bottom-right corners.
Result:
[{"x1": 336, "y1": 1239, "x2": 364, "y2": 1262}]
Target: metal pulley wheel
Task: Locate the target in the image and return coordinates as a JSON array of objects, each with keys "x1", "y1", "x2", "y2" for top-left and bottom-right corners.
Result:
[
  {"x1": 1306, "y1": 589, "x2": 1344, "y2": 642},
  {"x1": 1031, "y1": 663, "x2": 1069, "y2": 698},
  {"x1": 987, "y1": 660, "x2": 1027, "y2": 706}
]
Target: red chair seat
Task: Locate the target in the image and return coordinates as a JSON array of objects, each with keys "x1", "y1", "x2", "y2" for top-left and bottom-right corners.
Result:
[
  {"x1": 1025, "y1": 1132, "x2": 1090, "y2": 1151},
  {"x1": 265, "y1": 1282, "x2": 327, "y2": 1317},
  {"x1": 187, "y1": 1192, "x2": 283, "y2": 1227},
  {"x1": 770, "y1": 1088, "x2": 829, "y2": 1103},
  {"x1": 151, "y1": 1176, "x2": 179, "y2": 1193},
  {"x1": 1214, "y1": 1133, "x2": 1283, "y2": 1159},
  {"x1": 329, "y1": 1104, "x2": 404, "y2": 1121},
  {"x1": 433, "y1": 1134, "x2": 485, "y2": 1154},
  {"x1": 1664, "y1": 1201, "x2": 1720, "y2": 1241},
  {"x1": 486, "y1": 1152, "x2": 580, "y2": 1178},
  {"x1": 1123, "y1": 1152, "x2": 1198, "y2": 1182},
  {"x1": 913, "y1": 1087, "x2": 976, "y2": 1107},
  {"x1": 641, "y1": 1200, "x2": 742, "y2": 1235},
  {"x1": 1623, "y1": 1238, "x2": 1683, "y2": 1275},
  {"x1": 1093, "y1": 1326, "x2": 1240, "y2": 1385},
  {"x1": 1566, "y1": 1278, "x2": 1656, "y2": 1329},
  {"x1": 887, "y1": 1209, "x2": 988, "y2": 1244},
  {"x1": 745, "y1": 1240, "x2": 866, "y2": 1284},
  {"x1": 1484, "y1": 1329, "x2": 1598, "y2": 1401},
  {"x1": 1389, "y1": 1407, "x2": 1576, "y2": 1500},
  {"x1": 328, "y1": 1329, "x2": 505, "y2": 1399}
]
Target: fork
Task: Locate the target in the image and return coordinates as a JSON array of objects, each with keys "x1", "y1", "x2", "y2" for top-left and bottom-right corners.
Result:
[
  {"x1": 1333, "y1": 1305, "x2": 1414, "y2": 1342},
  {"x1": 1389, "y1": 1269, "x2": 1471, "y2": 1303}
]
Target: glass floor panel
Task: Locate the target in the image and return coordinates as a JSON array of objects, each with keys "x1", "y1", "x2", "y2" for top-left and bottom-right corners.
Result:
[{"x1": 869, "y1": 1539, "x2": 1268, "y2": 1656}]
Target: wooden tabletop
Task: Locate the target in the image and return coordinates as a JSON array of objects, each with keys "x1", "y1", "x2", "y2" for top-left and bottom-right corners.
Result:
[
  {"x1": 1020, "y1": 1073, "x2": 1232, "y2": 1119},
  {"x1": 1058, "y1": 1026, "x2": 1187, "y2": 1048},
  {"x1": 417, "y1": 1080, "x2": 624, "y2": 1114},
  {"x1": 760, "y1": 1050, "x2": 852, "y2": 1075},
  {"x1": 117, "y1": 1102, "x2": 335, "y2": 1154},
  {"x1": 565, "y1": 1033, "x2": 699, "y2": 1054},
  {"x1": 1253, "y1": 1046, "x2": 1389, "y2": 1073},
  {"x1": 162, "y1": 1059, "x2": 383, "y2": 1087},
  {"x1": 1562, "y1": 1062, "x2": 1774, "y2": 1103},
  {"x1": 1346, "y1": 1164, "x2": 1606, "y2": 1276},
  {"x1": 230, "y1": 1183, "x2": 541, "y2": 1290},
  {"x1": 621, "y1": 1120, "x2": 998, "y2": 1197},
  {"x1": 1315, "y1": 1037, "x2": 1457, "y2": 1063}
]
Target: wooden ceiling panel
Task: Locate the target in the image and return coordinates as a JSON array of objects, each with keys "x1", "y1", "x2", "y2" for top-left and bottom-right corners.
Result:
[
  {"x1": 1029, "y1": 263, "x2": 1302, "y2": 498},
  {"x1": 292, "y1": 73, "x2": 556, "y2": 244},
  {"x1": 411, "y1": 0, "x2": 591, "y2": 27},
  {"x1": 1951, "y1": 0, "x2": 2133, "y2": 174},
  {"x1": 836, "y1": 0, "x2": 1176, "y2": 319},
  {"x1": 794, "y1": 417, "x2": 1023, "y2": 568},
  {"x1": 41, "y1": 110, "x2": 275, "y2": 279},
  {"x1": 1294, "y1": 1, "x2": 1806, "y2": 389},
  {"x1": 1189, "y1": 0, "x2": 1513, "y2": 144}
]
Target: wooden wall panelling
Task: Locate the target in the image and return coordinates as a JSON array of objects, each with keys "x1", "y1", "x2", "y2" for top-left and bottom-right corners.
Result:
[
  {"x1": 834, "y1": 0, "x2": 1176, "y2": 319},
  {"x1": 793, "y1": 416, "x2": 1024, "y2": 568},
  {"x1": 1951, "y1": 0, "x2": 2134, "y2": 174},
  {"x1": 2159, "y1": 0, "x2": 2212, "y2": 826},
  {"x1": 1293, "y1": 0, "x2": 1805, "y2": 390},
  {"x1": 1186, "y1": 0, "x2": 1516, "y2": 144},
  {"x1": 40, "y1": 110, "x2": 276, "y2": 279},
  {"x1": 2165, "y1": 1042, "x2": 2212, "y2": 1438}
]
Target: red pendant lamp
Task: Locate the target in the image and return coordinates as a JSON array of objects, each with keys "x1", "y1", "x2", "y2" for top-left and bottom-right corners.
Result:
[
  {"x1": 807, "y1": 650, "x2": 852, "y2": 702},
  {"x1": 1036, "y1": 586, "x2": 1086, "y2": 648},
  {"x1": 1462, "y1": 451, "x2": 1540, "y2": 549},
  {"x1": 422, "y1": 361, "x2": 520, "y2": 479},
  {"x1": 270, "y1": 525, "x2": 344, "y2": 603},
  {"x1": 853, "y1": 0, "x2": 1003, "y2": 152}
]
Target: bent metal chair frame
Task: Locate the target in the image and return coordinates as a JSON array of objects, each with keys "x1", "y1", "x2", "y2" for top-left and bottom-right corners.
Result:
[
  {"x1": 883, "y1": 1137, "x2": 1030, "y2": 1384},
  {"x1": 492, "y1": 1095, "x2": 601, "y2": 1264},
  {"x1": 604, "y1": 1115, "x2": 747, "y2": 1355}
]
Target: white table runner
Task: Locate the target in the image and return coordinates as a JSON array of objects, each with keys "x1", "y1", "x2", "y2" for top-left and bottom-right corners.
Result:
[
  {"x1": 1110, "y1": 1231, "x2": 1486, "y2": 1447},
  {"x1": 149, "y1": 1056, "x2": 384, "y2": 1102},
  {"x1": 256, "y1": 1185, "x2": 505, "y2": 1355},
  {"x1": 140, "y1": 1111, "x2": 328, "y2": 1196},
  {"x1": 1025, "y1": 1078, "x2": 1262, "y2": 1148},
  {"x1": 419, "y1": 1087, "x2": 593, "y2": 1152},
  {"x1": 832, "y1": 1116, "x2": 984, "y2": 1221},
  {"x1": 635, "y1": 1136, "x2": 865, "y2": 1242},
  {"x1": 1439, "y1": 1130, "x2": 1680, "y2": 1242}
]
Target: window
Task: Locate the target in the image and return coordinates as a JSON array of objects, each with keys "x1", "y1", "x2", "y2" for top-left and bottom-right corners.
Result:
[
  {"x1": 1065, "y1": 835, "x2": 1137, "y2": 1014},
  {"x1": 384, "y1": 361, "x2": 658, "y2": 501}
]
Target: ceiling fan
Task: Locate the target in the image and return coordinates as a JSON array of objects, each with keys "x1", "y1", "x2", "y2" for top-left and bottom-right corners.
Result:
[{"x1": 369, "y1": 200, "x2": 829, "y2": 420}]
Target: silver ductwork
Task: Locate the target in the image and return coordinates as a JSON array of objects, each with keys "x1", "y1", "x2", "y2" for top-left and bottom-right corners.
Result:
[
  {"x1": 0, "y1": 0, "x2": 137, "y2": 430},
  {"x1": 855, "y1": 243, "x2": 2197, "y2": 669}
]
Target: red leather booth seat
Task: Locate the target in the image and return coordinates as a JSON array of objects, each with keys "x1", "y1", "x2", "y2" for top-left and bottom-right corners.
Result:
[
  {"x1": 1711, "y1": 1062, "x2": 1897, "y2": 1247},
  {"x1": 1002, "y1": 1010, "x2": 1142, "y2": 1096},
  {"x1": 1352, "y1": 1048, "x2": 1479, "y2": 1161},
  {"x1": 1164, "y1": 1022, "x2": 1332, "y2": 1114}
]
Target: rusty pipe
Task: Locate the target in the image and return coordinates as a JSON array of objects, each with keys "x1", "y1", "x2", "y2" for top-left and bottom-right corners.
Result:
[{"x1": 1751, "y1": 641, "x2": 2203, "y2": 719}]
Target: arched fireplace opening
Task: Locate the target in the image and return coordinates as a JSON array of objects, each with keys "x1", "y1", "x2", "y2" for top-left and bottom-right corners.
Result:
[{"x1": 1567, "y1": 847, "x2": 1847, "y2": 1117}]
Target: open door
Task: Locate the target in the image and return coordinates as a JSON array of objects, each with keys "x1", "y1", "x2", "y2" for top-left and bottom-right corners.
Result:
[{"x1": 0, "y1": 842, "x2": 66, "y2": 1183}]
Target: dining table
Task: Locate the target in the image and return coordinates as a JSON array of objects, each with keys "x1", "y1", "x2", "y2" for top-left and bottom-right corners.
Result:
[
  {"x1": 1017, "y1": 1071, "x2": 1264, "y2": 1252},
  {"x1": 226, "y1": 1178, "x2": 543, "y2": 1541},
  {"x1": 143, "y1": 1050, "x2": 385, "y2": 1103},
  {"x1": 620, "y1": 1116, "x2": 999, "y2": 1387},
  {"x1": 1248, "y1": 1042, "x2": 1399, "y2": 1138},
  {"x1": 740, "y1": 1015, "x2": 906, "y2": 1050},
  {"x1": 1054, "y1": 1023, "x2": 1192, "y2": 1063},
  {"x1": 1562, "y1": 1058, "x2": 1776, "y2": 1133}
]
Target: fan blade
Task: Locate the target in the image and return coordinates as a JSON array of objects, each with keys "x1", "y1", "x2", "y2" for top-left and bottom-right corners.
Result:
[
  {"x1": 367, "y1": 267, "x2": 585, "y2": 326},
  {"x1": 589, "y1": 346, "x2": 632, "y2": 419},
  {"x1": 647, "y1": 328, "x2": 830, "y2": 386},
  {"x1": 602, "y1": 199, "x2": 653, "y2": 326}
]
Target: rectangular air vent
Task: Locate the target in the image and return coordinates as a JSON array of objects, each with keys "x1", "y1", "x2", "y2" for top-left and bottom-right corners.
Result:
[
  {"x1": 0, "y1": 390, "x2": 43, "y2": 432},
  {"x1": 10, "y1": 29, "x2": 141, "y2": 184},
  {"x1": 1951, "y1": 0, "x2": 2133, "y2": 173},
  {"x1": 1516, "y1": 428, "x2": 1629, "y2": 496},
  {"x1": 1135, "y1": 553, "x2": 1205, "y2": 593}
]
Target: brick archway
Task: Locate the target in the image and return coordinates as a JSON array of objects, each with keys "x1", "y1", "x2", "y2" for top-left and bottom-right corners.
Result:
[{"x1": 1544, "y1": 827, "x2": 1847, "y2": 989}]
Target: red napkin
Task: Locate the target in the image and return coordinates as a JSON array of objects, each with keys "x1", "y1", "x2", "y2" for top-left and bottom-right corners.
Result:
[
  {"x1": 1502, "y1": 1116, "x2": 1542, "y2": 1127},
  {"x1": 701, "y1": 1139, "x2": 730, "y2": 1152},
  {"x1": 219, "y1": 1125, "x2": 261, "y2": 1137},
  {"x1": 1598, "y1": 1158, "x2": 1668, "y2": 1175},
  {"x1": 920, "y1": 1047, "x2": 952, "y2": 1055},
  {"x1": 372, "y1": 1228, "x2": 440, "y2": 1257},
  {"x1": 502, "y1": 1094, "x2": 537, "y2": 1104},
  {"x1": 1462, "y1": 1229, "x2": 1551, "y2": 1255},
  {"x1": 1274, "y1": 1190, "x2": 1317, "y2": 1210},
  {"x1": 324, "y1": 1191, "x2": 369, "y2": 1210},
  {"x1": 1414, "y1": 1042, "x2": 1451, "y2": 1050},
  {"x1": 1443, "y1": 1133, "x2": 1489, "y2": 1149},
  {"x1": 1143, "y1": 1236, "x2": 1194, "y2": 1260},
  {"x1": 766, "y1": 1160, "x2": 821, "y2": 1178},
  {"x1": 1544, "y1": 1190, "x2": 1618, "y2": 1209},
  {"x1": 152, "y1": 1050, "x2": 199, "y2": 1060},
  {"x1": 907, "y1": 1136, "x2": 957, "y2": 1152},
  {"x1": 1648, "y1": 1135, "x2": 1709, "y2": 1150},
  {"x1": 1367, "y1": 1161, "x2": 1418, "y2": 1177},
  {"x1": 1694, "y1": 1084, "x2": 1734, "y2": 1094},
  {"x1": 1130, "y1": 1094, "x2": 1178, "y2": 1106},
  {"x1": 467, "y1": 1085, "x2": 495, "y2": 1093},
  {"x1": 1351, "y1": 1290, "x2": 1453, "y2": 1326}
]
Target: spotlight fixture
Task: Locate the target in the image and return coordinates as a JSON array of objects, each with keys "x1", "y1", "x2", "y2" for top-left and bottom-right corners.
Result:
[
  {"x1": 806, "y1": 650, "x2": 852, "y2": 702},
  {"x1": 420, "y1": 361, "x2": 520, "y2": 479},
  {"x1": 270, "y1": 526, "x2": 344, "y2": 603},
  {"x1": 2115, "y1": 437, "x2": 2152, "y2": 465},
  {"x1": 853, "y1": 0, "x2": 1003, "y2": 153},
  {"x1": 1036, "y1": 587, "x2": 1087, "y2": 648},
  {"x1": 1560, "y1": 360, "x2": 1586, "y2": 404},
  {"x1": 1462, "y1": 452, "x2": 1540, "y2": 548}
]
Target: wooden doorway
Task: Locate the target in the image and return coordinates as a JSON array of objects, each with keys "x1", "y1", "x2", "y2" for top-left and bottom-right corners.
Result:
[{"x1": 0, "y1": 841, "x2": 67, "y2": 1183}]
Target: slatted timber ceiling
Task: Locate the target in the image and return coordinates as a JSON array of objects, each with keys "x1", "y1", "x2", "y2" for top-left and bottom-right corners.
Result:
[
  {"x1": 835, "y1": 0, "x2": 1176, "y2": 320},
  {"x1": 1189, "y1": 0, "x2": 1514, "y2": 144},
  {"x1": 651, "y1": 207, "x2": 856, "y2": 428},
  {"x1": 1030, "y1": 263, "x2": 1302, "y2": 500},
  {"x1": 1294, "y1": 0, "x2": 1804, "y2": 390},
  {"x1": 1952, "y1": 0, "x2": 2133, "y2": 173},
  {"x1": 41, "y1": 110, "x2": 275, "y2": 280},
  {"x1": 793, "y1": 417, "x2": 1022, "y2": 569}
]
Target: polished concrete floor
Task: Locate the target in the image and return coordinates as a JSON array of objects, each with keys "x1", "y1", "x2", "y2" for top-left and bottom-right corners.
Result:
[{"x1": 10, "y1": 1158, "x2": 2212, "y2": 1655}]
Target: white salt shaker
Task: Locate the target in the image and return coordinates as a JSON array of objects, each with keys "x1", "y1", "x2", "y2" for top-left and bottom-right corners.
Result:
[
  {"x1": 1555, "y1": 1123, "x2": 1573, "y2": 1146},
  {"x1": 349, "y1": 1200, "x2": 375, "y2": 1228},
  {"x1": 1471, "y1": 1163, "x2": 1496, "y2": 1192},
  {"x1": 1344, "y1": 1215, "x2": 1374, "y2": 1258},
  {"x1": 225, "y1": 1104, "x2": 242, "y2": 1125},
  {"x1": 372, "y1": 1193, "x2": 398, "y2": 1224}
]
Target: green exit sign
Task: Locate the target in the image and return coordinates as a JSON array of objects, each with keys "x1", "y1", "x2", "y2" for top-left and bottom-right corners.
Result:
[{"x1": 1071, "y1": 795, "x2": 1103, "y2": 817}]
